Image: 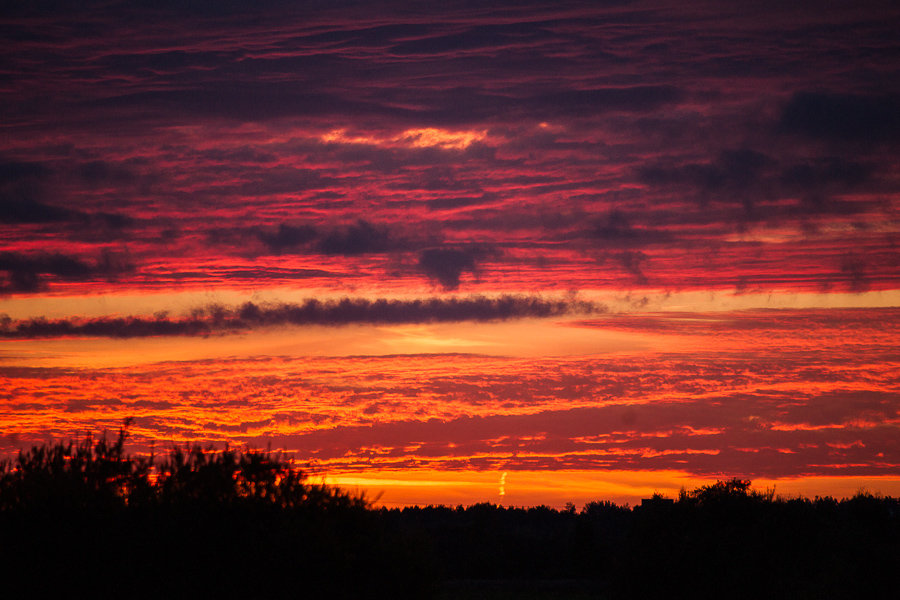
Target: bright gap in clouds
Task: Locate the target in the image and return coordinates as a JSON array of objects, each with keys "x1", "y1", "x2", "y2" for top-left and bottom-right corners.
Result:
[
  {"x1": 0, "y1": 318, "x2": 655, "y2": 368},
  {"x1": 320, "y1": 127, "x2": 487, "y2": 149}
]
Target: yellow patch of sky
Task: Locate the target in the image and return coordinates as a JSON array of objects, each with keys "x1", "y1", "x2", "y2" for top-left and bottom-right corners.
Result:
[
  {"x1": 325, "y1": 469, "x2": 712, "y2": 508},
  {"x1": 2, "y1": 287, "x2": 897, "y2": 321},
  {"x1": 398, "y1": 127, "x2": 487, "y2": 149},
  {"x1": 323, "y1": 469, "x2": 900, "y2": 509},
  {"x1": 0, "y1": 318, "x2": 655, "y2": 368},
  {"x1": 320, "y1": 127, "x2": 487, "y2": 149}
]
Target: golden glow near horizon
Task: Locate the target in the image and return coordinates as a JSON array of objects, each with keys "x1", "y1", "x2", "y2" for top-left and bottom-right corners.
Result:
[
  {"x1": 323, "y1": 470, "x2": 900, "y2": 508},
  {"x1": 0, "y1": 319, "x2": 655, "y2": 368}
]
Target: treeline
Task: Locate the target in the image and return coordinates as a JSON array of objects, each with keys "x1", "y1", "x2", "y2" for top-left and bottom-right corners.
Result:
[
  {"x1": 2, "y1": 431, "x2": 899, "y2": 599},
  {"x1": 392, "y1": 480, "x2": 900, "y2": 599}
]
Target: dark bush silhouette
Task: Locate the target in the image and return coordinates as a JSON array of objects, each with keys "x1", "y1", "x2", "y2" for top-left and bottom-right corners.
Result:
[
  {"x1": 0, "y1": 424, "x2": 433, "y2": 599},
  {"x1": 0, "y1": 420, "x2": 369, "y2": 513}
]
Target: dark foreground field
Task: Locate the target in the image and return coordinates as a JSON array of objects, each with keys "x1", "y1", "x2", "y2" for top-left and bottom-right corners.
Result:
[{"x1": 2, "y1": 430, "x2": 898, "y2": 599}]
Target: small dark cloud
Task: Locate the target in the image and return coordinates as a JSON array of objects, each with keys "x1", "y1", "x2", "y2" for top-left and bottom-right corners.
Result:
[
  {"x1": 780, "y1": 157, "x2": 875, "y2": 217},
  {"x1": 148, "y1": 264, "x2": 334, "y2": 282},
  {"x1": 635, "y1": 148, "x2": 882, "y2": 226},
  {"x1": 259, "y1": 223, "x2": 319, "y2": 254},
  {"x1": 0, "y1": 159, "x2": 50, "y2": 184},
  {"x1": 418, "y1": 246, "x2": 496, "y2": 290},
  {"x1": 0, "y1": 251, "x2": 132, "y2": 294},
  {"x1": 0, "y1": 195, "x2": 75, "y2": 224},
  {"x1": 92, "y1": 211, "x2": 135, "y2": 230},
  {"x1": 0, "y1": 192, "x2": 133, "y2": 232},
  {"x1": 426, "y1": 194, "x2": 495, "y2": 211},
  {"x1": 614, "y1": 250, "x2": 649, "y2": 284},
  {"x1": 218, "y1": 268, "x2": 334, "y2": 280},
  {"x1": 77, "y1": 159, "x2": 139, "y2": 186},
  {"x1": 0, "y1": 158, "x2": 134, "y2": 229},
  {"x1": 779, "y1": 92, "x2": 900, "y2": 143},
  {"x1": 780, "y1": 158, "x2": 871, "y2": 190},
  {"x1": 211, "y1": 220, "x2": 411, "y2": 257},
  {"x1": 839, "y1": 255, "x2": 870, "y2": 293},
  {"x1": 94, "y1": 250, "x2": 134, "y2": 279},
  {"x1": 637, "y1": 149, "x2": 773, "y2": 194},
  {"x1": 206, "y1": 226, "x2": 264, "y2": 251},
  {"x1": 533, "y1": 85, "x2": 683, "y2": 116},
  {"x1": 316, "y1": 220, "x2": 396, "y2": 256},
  {"x1": 590, "y1": 209, "x2": 673, "y2": 249},
  {"x1": 593, "y1": 209, "x2": 637, "y2": 244},
  {"x1": 0, "y1": 295, "x2": 604, "y2": 339},
  {"x1": 0, "y1": 158, "x2": 66, "y2": 224},
  {"x1": 0, "y1": 252, "x2": 94, "y2": 293},
  {"x1": 781, "y1": 159, "x2": 874, "y2": 216}
]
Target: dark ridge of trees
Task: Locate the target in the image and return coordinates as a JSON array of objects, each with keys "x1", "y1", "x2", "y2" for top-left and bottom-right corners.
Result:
[
  {"x1": 386, "y1": 480, "x2": 900, "y2": 600},
  {"x1": 2, "y1": 429, "x2": 899, "y2": 599}
]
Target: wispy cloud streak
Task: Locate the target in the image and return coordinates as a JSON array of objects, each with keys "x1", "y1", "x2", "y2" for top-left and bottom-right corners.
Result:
[{"x1": 0, "y1": 295, "x2": 602, "y2": 339}]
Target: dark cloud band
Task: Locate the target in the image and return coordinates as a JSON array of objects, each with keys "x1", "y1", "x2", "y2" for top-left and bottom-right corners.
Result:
[{"x1": 0, "y1": 295, "x2": 604, "y2": 339}]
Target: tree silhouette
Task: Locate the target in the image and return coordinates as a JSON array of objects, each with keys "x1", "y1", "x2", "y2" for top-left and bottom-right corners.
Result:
[{"x1": 0, "y1": 423, "x2": 431, "y2": 599}]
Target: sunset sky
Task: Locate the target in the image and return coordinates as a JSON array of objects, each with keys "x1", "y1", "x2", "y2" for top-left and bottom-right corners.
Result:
[{"x1": 2, "y1": 0, "x2": 899, "y2": 507}]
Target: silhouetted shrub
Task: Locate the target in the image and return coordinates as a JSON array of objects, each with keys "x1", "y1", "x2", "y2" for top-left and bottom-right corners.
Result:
[{"x1": 0, "y1": 424, "x2": 434, "y2": 599}]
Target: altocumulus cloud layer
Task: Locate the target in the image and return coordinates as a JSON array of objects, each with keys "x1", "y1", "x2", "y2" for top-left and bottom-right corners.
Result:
[
  {"x1": 2, "y1": 309, "x2": 898, "y2": 480},
  {"x1": 0, "y1": 0, "x2": 898, "y2": 296}
]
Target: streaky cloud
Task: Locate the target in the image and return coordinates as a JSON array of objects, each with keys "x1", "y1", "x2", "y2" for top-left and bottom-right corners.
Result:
[
  {"x1": 0, "y1": 251, "x2": 132, "y2": 294},
  {"x1": 316, "y1": 220, "x2": 398, "y2": 256},
  {"x1": 780, "y1": 92, "x2": 900, "y2": 143},
  {"x1": 0, "y1": 294, "x2": 604, "y2": 339}
]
